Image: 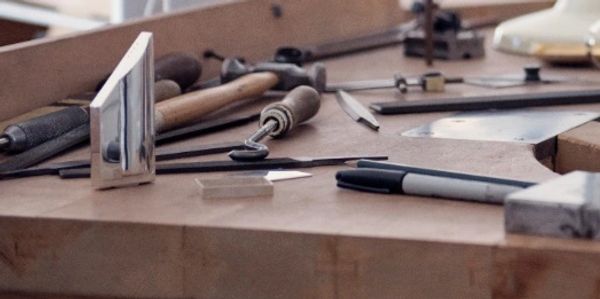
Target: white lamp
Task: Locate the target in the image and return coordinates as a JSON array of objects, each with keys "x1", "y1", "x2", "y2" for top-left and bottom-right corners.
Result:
[{"x1": 493, "y1": 0, "x2": 600, "y2": 62}]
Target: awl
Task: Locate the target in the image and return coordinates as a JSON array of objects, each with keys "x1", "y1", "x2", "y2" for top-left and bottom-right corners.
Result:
[{"x1": 335, "y1": 90, "x2": 379, "y2": 130}]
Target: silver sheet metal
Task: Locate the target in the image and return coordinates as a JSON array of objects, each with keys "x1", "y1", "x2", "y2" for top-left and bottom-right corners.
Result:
[
  {"x1": 402, "y1": 110, "x2": 599, "y2": 144},
  {"x1": 90, "y1": 32, "x2": 155, "y2": 189}
]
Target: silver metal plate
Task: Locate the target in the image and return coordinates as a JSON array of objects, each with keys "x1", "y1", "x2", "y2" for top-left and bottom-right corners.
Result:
[
  {"x1": 90, "y1": 32, "x2": 155, "y2": 189},
  {"x1": 402, "y1": 110, "x2": 599, "y2": 144}
]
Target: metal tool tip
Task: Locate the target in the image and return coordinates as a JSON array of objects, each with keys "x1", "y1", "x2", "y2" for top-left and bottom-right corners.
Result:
[
  {"x1": 0, "y1": 136, "x2": 9, "y2": 149},
  {"x1": 359, "y1": 119, "x2": 380, "y2": 131}
]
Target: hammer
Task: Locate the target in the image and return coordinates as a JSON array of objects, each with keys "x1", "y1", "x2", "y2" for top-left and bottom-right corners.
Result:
[
  {"x1": 220, "y1": 58, "x2": 326, "y2": 92},
  {"x1": 155, "y1": 61, "x2": 326, "y2": 132}
]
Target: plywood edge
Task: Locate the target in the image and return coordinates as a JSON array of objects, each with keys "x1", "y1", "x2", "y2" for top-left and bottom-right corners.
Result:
[
  {"x1": 556, "y1": 121, "x2": 600, "y2": 173},
  {"x1": 3, "y1": 215, "x2": 600, "y2": 298}
]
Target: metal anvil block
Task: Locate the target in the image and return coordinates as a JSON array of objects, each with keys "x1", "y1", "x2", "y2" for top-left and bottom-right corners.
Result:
[{"x1": 505, "y1": 171, "x2": 600, "y2": 239}]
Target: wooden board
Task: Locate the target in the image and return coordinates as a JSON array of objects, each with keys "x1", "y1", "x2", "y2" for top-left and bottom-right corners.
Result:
[
  {"x1": 556, "y1": 121, "x2": 600, "y2": 173},
  {"x1": 0, "y1": 0, "x2": 404, "y2": 122},
  {"x1": 0, "y1": 19, "x2": 46, "y2": 46},
  {"x1": 0, "y1": 0, "x2": 552, "y2": 122},
  {"x1": 7, "y1": 1, "x2": 600, "y2": 298}
]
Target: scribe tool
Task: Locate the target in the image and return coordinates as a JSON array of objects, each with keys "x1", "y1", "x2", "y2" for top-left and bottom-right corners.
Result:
[
  {"x1": 0, "y1": 155, "x2": 388, "y2": 180},
  {"x1": 335, "y1": 90, "x2": 379, "y2": 130},
  {"x1": 58, "y1": 155, "x2": 389, "y2": 179},
  {"x1": 228, "y1": 86, "x2": 321, "y2": 161}
]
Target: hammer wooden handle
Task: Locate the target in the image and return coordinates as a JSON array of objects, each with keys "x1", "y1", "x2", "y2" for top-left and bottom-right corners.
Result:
[{"x1": 155, "y1": 72, "x2": 279, "y2": 132}]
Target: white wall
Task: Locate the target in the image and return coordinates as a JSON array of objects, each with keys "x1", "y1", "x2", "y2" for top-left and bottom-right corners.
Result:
[{"x1": 111, "y1": 0, "x2": 234, "y2": 23}]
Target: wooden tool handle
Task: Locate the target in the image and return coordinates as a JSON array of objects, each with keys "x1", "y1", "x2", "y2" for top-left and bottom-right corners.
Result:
[
  {"x1": 155, "y1": 72, "x2": 279, "y2": 132},
  {"x1": 154, "y1": 79, "x2": 181, "y2": 102},
  {"x1": 259, "y1": 85, "x2": 321, "y2": 137}
]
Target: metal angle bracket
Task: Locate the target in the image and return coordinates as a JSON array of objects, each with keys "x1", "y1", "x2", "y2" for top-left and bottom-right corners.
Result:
[{"x1": 90, "y1": 32, "x2": 155, "y2": 189}]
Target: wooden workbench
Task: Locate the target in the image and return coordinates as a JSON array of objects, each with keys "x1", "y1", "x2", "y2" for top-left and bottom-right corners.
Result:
[{"x1": 6, "y1": 1, "x2": 600, "y2": 298}]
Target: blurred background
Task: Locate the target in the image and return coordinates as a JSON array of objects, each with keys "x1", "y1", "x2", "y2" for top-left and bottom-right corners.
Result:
[
  {"x1": 0, "y1": 0, "x2": 545, "y2": 46},
  {"x1": 0, "y1": 0, "x2": 236, "y2": 45}
]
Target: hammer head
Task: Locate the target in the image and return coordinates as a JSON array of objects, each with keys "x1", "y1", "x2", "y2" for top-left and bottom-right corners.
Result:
[{"x1": 221, "y1": 58, "x2": 326, "y2": 92}]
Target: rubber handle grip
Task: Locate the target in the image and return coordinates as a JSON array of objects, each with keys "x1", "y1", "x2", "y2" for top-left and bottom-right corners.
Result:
[
  {"x1": 155, "y1": 52, "x2": 202, "y2": 90},
  {"x1": 154, "y1": 79, "x2": 182, "y2": 102},
  {"x1": 259, "y1": 85, "x2": 321, "y2": 137},
  {"x1": 1, "y1": 106, "x2": 89, "y2": 153},
  {"x1": 96, "y1": 52, "x2": 202, "y2": 92},
  {"x1": 154, "y1": 72, "x2": 279, "y2": 132}
]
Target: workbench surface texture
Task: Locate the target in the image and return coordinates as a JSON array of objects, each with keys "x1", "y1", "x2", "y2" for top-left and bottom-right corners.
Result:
[{"x1": 3, "y1": 17, "x2": 600, "y2": 299}]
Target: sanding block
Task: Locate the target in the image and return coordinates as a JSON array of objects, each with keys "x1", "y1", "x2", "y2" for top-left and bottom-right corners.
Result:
[{"x1": 195, "y1": 176, "x2": 274, "y2": 199}]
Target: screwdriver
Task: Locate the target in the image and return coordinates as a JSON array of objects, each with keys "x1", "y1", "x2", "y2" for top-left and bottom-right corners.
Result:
[
  {"x1": 229, "y1": 85, "x2": 321, "y2": 161},
  {"x1": 0, "y1": 106, "x2": 89, "y2": 153}
]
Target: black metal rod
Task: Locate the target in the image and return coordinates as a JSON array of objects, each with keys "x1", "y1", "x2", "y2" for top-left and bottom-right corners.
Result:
[
  {"x1": 371, "y1": 89, "x2": 600, "y2": 114},
  {"x1": 0, "y1": 123, "x2": 90, "y2": 173},
  {"x1": 58, "y1": 156, "x2": 389, "y2": 179},
  {"x1": 424, "y1": 0, "x2": 434, "y2": 66}
]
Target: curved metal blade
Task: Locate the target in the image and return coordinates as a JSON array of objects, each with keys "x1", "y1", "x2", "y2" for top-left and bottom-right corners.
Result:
[{"x1": 335, "y1": 90, "x2": 379, "y2": 130}]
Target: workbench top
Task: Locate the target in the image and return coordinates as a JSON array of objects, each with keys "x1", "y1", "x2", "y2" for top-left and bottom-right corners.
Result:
[{"x1": 3, "y1": 9, "x2": 600, "y2": 299}]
